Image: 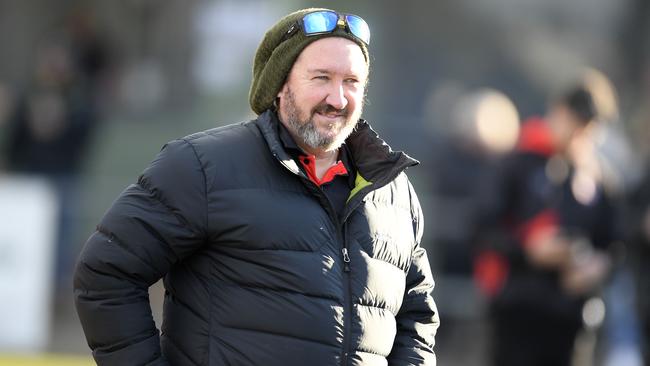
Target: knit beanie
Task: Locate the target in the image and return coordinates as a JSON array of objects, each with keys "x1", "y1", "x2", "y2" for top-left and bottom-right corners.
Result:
[{"x1": 249, "y1": 8, "x2": 370, "y2": 115}]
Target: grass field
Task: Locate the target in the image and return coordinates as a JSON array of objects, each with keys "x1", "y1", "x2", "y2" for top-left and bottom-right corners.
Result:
[{"x1": 0, "y1": 354, "x2": 94, "y2": 366}]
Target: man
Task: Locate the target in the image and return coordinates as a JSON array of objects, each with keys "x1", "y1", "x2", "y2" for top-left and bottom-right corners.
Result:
[
  {"x1": 473, "y1": 87, "x2": 616, "y2": 366},
  {"x1": 74, "y1": 8, "x2": 439, "y2": 366}
]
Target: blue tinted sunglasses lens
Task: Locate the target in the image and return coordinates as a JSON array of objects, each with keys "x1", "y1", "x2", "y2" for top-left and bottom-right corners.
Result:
[
  {"x1": 345, "y1": 15, "x2": 370, "y2": 45},
  {"x1": 302, "y1": 11, "x2": 338, "y2": 34}
]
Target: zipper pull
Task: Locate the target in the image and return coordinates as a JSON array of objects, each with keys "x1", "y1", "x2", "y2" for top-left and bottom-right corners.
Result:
[{"x1": 342, "y1": 248, "x2": 351, "y2": 272}]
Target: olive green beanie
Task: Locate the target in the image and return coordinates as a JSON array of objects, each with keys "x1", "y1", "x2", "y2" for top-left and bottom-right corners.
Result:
[{"x1": 249, "y1": 8, "x2": 370, "y2": 115}]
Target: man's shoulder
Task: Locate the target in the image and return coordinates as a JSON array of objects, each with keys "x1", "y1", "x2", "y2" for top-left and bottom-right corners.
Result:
[
  {"x1": 182, "y1": 120, "x2": 260, "y2": 146},
  {"x1": 156, "y1": 119, "x2": 273, "y2": 172},
  {"x1": 168, "y1": 120, "x2": 266, "y2": 157}
]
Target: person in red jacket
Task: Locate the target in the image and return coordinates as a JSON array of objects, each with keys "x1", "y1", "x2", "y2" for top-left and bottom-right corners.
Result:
[{"x1": 474, "y1": 87, "x2": 616, "y2": 366}]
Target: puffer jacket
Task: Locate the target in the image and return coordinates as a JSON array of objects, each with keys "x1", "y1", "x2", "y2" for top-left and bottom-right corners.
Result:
[{"x1": 73, "y1": 110, "x2": 439, "y2": 366}]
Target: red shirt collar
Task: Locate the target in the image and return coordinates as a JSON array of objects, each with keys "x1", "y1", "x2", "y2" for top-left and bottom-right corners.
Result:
[{"x1": 298, "y1": 155, "x2": 348, "y2": 187}]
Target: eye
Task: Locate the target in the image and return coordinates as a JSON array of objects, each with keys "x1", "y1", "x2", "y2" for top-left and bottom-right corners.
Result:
[{"x1": 313, "y1": 75, "x2": 329, "y2": 81}]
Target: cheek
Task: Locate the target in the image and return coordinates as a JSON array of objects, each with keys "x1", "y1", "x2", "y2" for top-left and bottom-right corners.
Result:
[
  {"x1": 300, "y1": 87, "x2": 328, "y2": 106},
  {"x1": 346, "y1": 88, "x2": 365, "y2": 107}
]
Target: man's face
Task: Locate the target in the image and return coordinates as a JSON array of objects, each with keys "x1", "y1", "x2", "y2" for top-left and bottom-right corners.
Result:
[{"x1": 277, "y1": 37, "x2": 368, "y2": 152}]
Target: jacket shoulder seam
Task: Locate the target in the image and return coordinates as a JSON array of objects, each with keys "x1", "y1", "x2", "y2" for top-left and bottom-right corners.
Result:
[{"x1": 180, "y1": 137, "x2": 210, "y2": 237}]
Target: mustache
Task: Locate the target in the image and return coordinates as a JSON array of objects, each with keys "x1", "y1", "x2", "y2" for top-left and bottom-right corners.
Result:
[{"x1": 313, "y1": 103, "x2": 349, "y2": 117}]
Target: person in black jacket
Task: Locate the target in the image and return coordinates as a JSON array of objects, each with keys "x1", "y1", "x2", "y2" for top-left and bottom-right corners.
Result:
[
  {"x1": 73, "y1": 8, "x2": 439, "y2": 366},
  {"x1": 473, "y1": 87, "x2": 616, "y2": 366}
]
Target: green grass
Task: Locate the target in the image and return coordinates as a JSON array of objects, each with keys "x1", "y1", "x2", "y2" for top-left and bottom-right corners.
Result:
[{"x1": 0, "y1": 354, "x2": 94, "y2": 366}]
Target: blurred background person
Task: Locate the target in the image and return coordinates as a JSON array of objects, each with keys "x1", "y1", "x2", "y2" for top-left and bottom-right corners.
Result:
[
  {"x1": 473, "y1": 86, "x2": 618, "y2": 366},
  {"x1": 629, "y1": 166, "x2": 650, "y2": 365},
  {"x1": 625, "y1": 17, "x2": 650, "y2": 364},
  {"x1": 425, "y1": 87, "x2": 520, "y2": 277},
  {"x1": 576, "y1": 68, "x2": 645, "y2": 366},
  {"x1": 625, "y1": 113, "x2": 650, "y2": 365},
  {"x1": 421, "y1": 86, "x2": 520, "y2": 363},
  {"x1": 1, "y1": 8, "x2": 112, "y2": 291}
]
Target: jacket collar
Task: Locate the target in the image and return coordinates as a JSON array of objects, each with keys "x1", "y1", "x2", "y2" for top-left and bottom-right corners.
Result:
[{"x1": 255, "y1": 109, "x2": 419, "y2": 187}]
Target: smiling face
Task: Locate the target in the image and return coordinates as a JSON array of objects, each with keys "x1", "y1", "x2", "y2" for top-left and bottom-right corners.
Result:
[{"x1": 277, "y1": 37, "x2": 369, "y2": 154}]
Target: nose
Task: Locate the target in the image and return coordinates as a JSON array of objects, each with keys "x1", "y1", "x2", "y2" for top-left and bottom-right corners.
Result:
[{"x1": 325, "y1": 82, "x2": 348, "y2": 111}]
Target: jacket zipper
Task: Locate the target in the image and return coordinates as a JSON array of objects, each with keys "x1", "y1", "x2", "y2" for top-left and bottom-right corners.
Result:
[
  {"x1": 306, "y1": 181, "x2": 353, "y2": 366},
  {"x1": 340, "y1": 220, "x2": 353, "y2": 366},
  {"x1": 290, "y1": 171, "x2": 351, "y2": 365},
  {"x1": 336, "y1": 184, "x2": 379, "y2": 366},
  {"x1": 341, "y1": 247, "x2": 350, "y2": 271}
]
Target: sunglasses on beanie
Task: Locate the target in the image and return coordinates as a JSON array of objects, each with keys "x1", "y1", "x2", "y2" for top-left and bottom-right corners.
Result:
[{"x1": 282, "y1": 10, "x2": 370, "y2": 46}]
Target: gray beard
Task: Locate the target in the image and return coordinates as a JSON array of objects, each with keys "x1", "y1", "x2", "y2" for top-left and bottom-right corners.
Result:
[{"x1": 282, "y1": 88, "x2": 359, "y2": 152}]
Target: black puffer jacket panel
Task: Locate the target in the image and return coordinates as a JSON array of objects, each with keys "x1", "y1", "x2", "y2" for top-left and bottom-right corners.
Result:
[{"x1": 74, "y1": 110, "x2": 439, "y2": 366}]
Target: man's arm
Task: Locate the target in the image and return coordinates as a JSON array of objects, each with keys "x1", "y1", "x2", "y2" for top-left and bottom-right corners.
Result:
[
  {"x1": 73, "y1": 139, "x2": 207, "y2": 366},
  {"x1": 387, "y1": 182, "x2": 439, "y2": 366}
]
